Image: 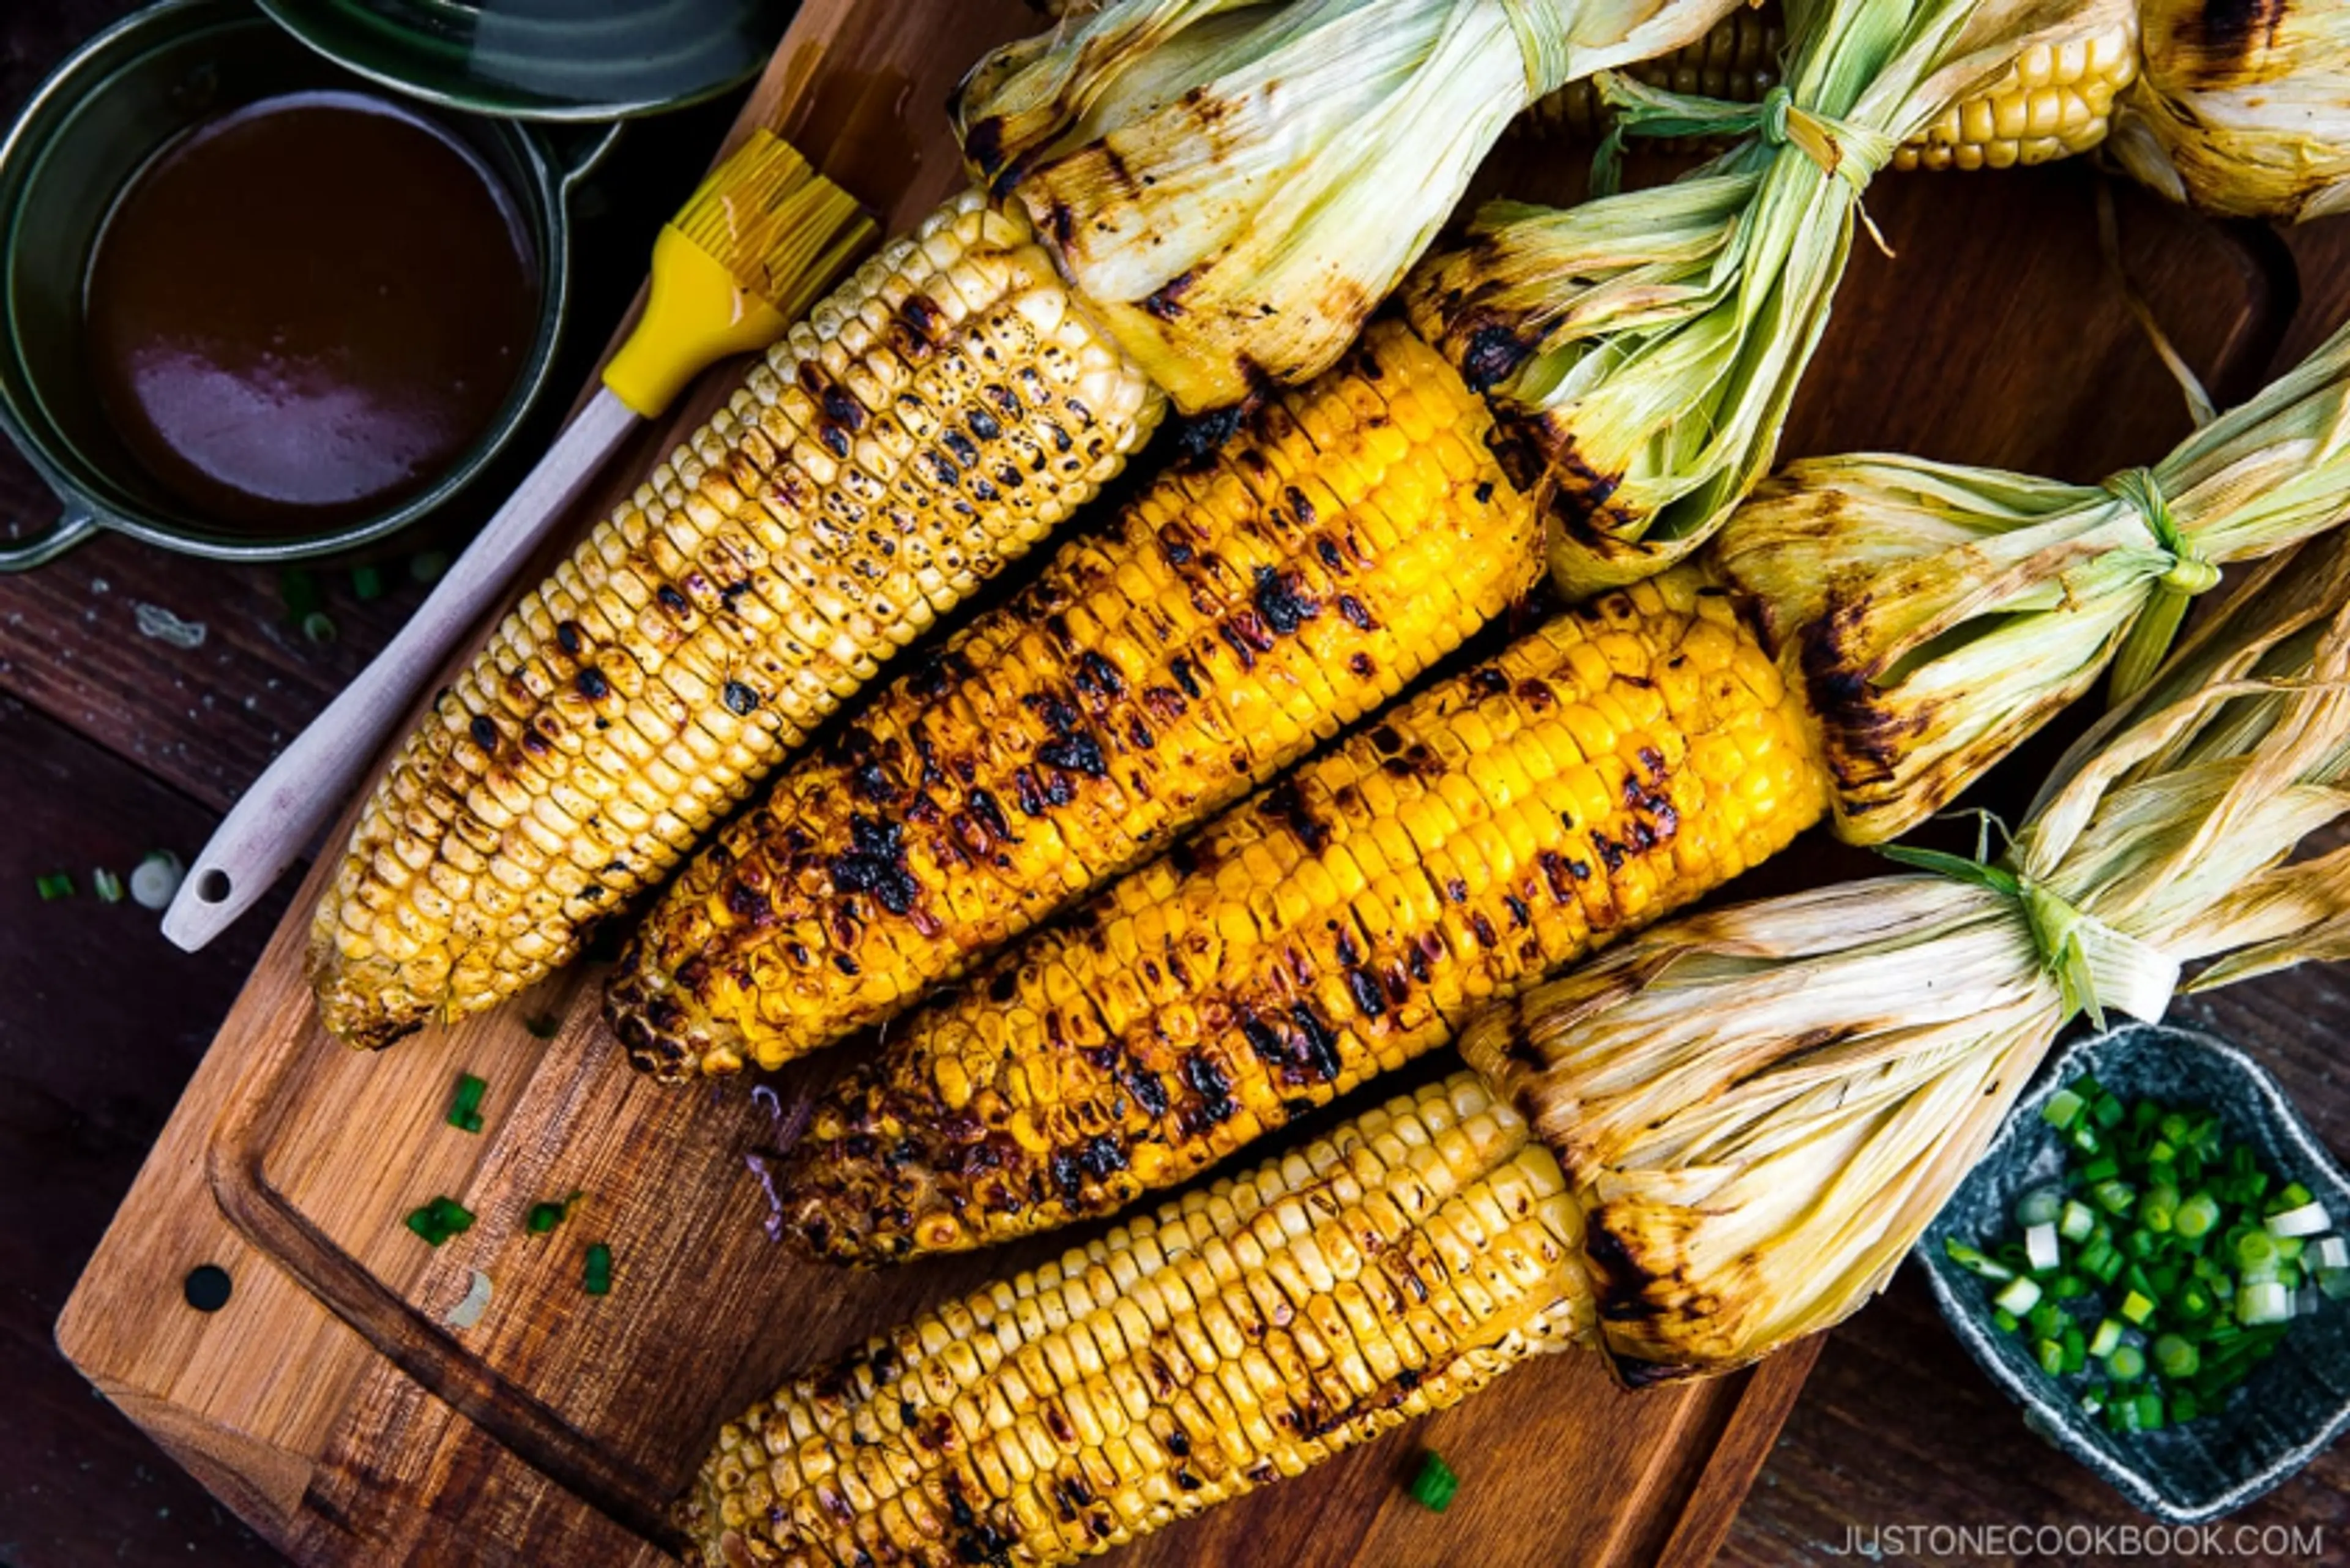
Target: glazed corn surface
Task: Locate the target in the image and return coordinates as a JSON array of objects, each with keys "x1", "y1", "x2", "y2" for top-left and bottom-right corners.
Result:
[
  {"x1": 310, "y1": 192, "x2": 1163, "y2": 1048},
  {"x1": 606, "y1": 321, "x2": 1542, "y2": 1080},
  {"x1": 782, "y1": 570, "x2": 1826, "y2": 1261},
  {"x1": 1525, "y1": 6, "x2": 2136, "y2": 171},
  {"x1": 689, "y1": 1072, "x2": 1593, "y2": 1567}
]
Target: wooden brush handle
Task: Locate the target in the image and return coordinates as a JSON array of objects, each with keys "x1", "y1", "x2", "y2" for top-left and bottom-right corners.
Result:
[{"x1": 161, "y1": 388, "x2": 641, "y2": 952}]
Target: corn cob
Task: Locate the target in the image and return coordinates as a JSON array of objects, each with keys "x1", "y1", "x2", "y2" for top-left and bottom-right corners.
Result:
[
  {"x1": 605, "y1": 322, "x2": 1542, "y2": 1081},
  {"x1": 688, "y1": 1072, "x2": 1595, "y2": 1567},
  {"x1": 1522, "y1": 4, "x2": 2137, "y2": 171},
  {"x1": 309, "y1": 192, "x2": 1164, "y2": 1048},
  {"x1": 780, "y1": 570, "x2": 1826, "y2": 1261}
]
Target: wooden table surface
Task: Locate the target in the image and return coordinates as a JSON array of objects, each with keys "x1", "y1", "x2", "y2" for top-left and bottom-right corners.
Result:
[{"x1": 6, "y1": 5, "x2": 2350, "y2": 1567}]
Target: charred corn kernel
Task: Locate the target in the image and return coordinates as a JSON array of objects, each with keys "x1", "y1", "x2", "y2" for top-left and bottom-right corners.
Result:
[
  {"x1": 308, "y1": 192, "x2": 1164, "y2": 1048},
  {"x1": 1522, "y1": 1, "x2": 2136, "y2": 172},
  {"x1": 780, "y1": 570, "x2": 1827, "y2": 1262},
  {"x1": 686, "y1": 1073, "x2": 1594, "y2": 1567},
  {"x1": 605, "y1": 323, "x2": 1540, "y2": 1080}
]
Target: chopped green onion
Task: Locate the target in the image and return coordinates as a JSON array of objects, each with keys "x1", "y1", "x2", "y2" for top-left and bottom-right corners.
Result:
[
  {"x1": 2319, "y1": 1267, "x2": 2350, "y2": 1302},
  {"x1": 2080, "y1": 1154, "x2": 2120, "y2": 1183},
  {"x1": 2024, "y1": 1222, "x2": 2061, "y2": 1274},
  {"x1": 2316, "y1": 1236, "x2": 2349, "y2": 1272},
  {"x1": 2169, "y1": 1389, "x2": 2199, "y2": 1424},
  {"x1": 2267, "y1": 1201, "x2": 2331, "y2": 1239},
  {"x1": 301, "y1": 611, "x2": 338, "y2": 646},
  {"x1": 410, "y1": 550, "x2": 450, "y2": 584},
  {"x1": 2133, "y1": 1392, "x2": 2165, "y2": 1432},
  {"x1": 2042, "y1": 1089, "x2": 2087, "y2": 1130},
  {"x1": 1945, "y1": 1239, "x2": 2015, "y2": 1281},
  {"x1": 35, "y1": 871, "x2": 75, "y2": 901},
  {"x1": 2093, "y1": 1094, "x2": 2126, "y2": 1129},
  {"x1": 1994, "y1": 1277, "x2": 2042, "y2": 1315},
  {"x1": 279, "y1": 567, "x2": 322, "y2": 621},
  {"x1": 2017, "y1": 1187, "x2": 2064, "y2": 1227},
  {"x1": 2088, "y1": 1318, "x2": 2124, "y2": 1359},
  {"x1": 524, "y1": 1014, "x2": 562, "y2": 1040},
  {"x1": 447, "y1": 1073, "x2": 488, "y2": 1131},
  {"x1": 2036, "y1": 1338, "x2": 2066, "y2": 1375},
  {"x1": 91, "y1": 867, "x2": 124, "y2": 904},
  {"x1": 2120, "y1": 1289, "x2": 2157, "y2": 1325},
  {"x1": 2141, "y1": 1184, "x2": 2179, "y2": 1234},
  {"x1": 2154, "y1": 1335, "x2": 2200, "y2": 1379},
  {"x1": 405, "y1": 1205, "x2": 449, "y2": 1245},
  {"x1": 583, "y1": 1242, "x2": 614, "y2": 1297},
  {"x1": 2093, "y1": 1179, "x2": 2137, "y2": 1215},
  {"x1": 351, "y1": 564, "x2": 386, "y2": 602},
  {"x1": 2236, "y1": 1230, "x2": 2281, "y2": 1272},
  {"x1": 430, "y1": 1196, "x2": 476, "y2": 1235},
  {"x1": 2175, "y1": 1192, "x2": 2221, "y2": 1239},
  {"x1": 1407, "y1": 1450, "x2": 1458, "y2": 1513},
  {"x1": 2107, "y1": 1343, "x2": 2146, "y2": 1381},
  {"x1": 130, "y1": 851, "x2": 184, "y2": 909},
  {"x1": 2238, "y1": 1280, "x2": 2292, "y2": 1326},
  {"x1": 2059, "y1": 1200, "x2": 2097, "y2": 1244}
]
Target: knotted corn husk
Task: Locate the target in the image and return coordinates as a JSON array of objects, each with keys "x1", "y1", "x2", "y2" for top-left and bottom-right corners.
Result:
[
  {"x1": 2108, "y1": 0, "x2": 2350, "y2": 223},
  {"x1": 1712, "y1": 314, "x2": 2350, "y2": 846},
  {"x1": 1458, "y1": 531, "x2": 2350, "y2": 1381},
  {"x1": 1404, "y1": 0, "x2": 2138, "y2": 595},
  {"x1": 953, "y1": 0, "x2": 1747, "y2": 414}
]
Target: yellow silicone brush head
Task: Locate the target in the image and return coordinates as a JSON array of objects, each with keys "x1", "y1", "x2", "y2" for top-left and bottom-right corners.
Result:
[{"x1": 602, "y1": 129, "x2": 877, "y2": 416}]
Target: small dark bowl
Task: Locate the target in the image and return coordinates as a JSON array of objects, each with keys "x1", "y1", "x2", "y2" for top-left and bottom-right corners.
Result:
[{"x1": 1921, "y1": 1022, "x2": 2350, "y2": 1522}]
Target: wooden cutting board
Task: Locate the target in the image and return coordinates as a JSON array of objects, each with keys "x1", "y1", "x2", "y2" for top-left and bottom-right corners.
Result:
[{"x1": 56, "y1": 2, "x2": 2298, "y2": 1564}]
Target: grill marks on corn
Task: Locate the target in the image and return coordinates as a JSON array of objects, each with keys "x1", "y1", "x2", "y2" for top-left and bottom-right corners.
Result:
[
  {"x1": 604, "y1": 321, "x2": 1542, "y2": 1079},
  {"x1": 686, "y1": 1076, "x2": 1594, "y2": 1568},
  {"x1": 307, "y1": 191, "x2": 1163, "y2": 1050},
  {"x1": 783, "y1": 572, "x2": 1830, "y2": 1259}
]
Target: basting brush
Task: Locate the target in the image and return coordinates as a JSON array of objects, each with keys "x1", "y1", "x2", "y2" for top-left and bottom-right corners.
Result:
[{"x1": 162, "y1": 129, "x2": 876, "y2": 952}]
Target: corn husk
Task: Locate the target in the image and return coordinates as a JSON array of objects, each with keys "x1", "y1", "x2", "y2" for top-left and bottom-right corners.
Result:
[
  {"x1": 1403, "y1": 0, "x2": 2136, "y2": 595},
  {"x1": 1710, "y1": 313, "x2": 2350, "y2": 847},
  {"x1": 2109, "y1": 0, "x2": 2350, "y2": 223},
  {"x1": 1458, "y1": 531, "x2": 2350, "y2": 1380},
  {"x1": 953, "y1": 0, "x2": 1745, "y2": 414}
]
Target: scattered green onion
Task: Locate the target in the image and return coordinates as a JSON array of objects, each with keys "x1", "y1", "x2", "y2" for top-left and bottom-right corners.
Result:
[
  {"x1": 447, "y1": 1073, "x2": 488, "y2": 1133},
  {"x1": 279, "y1": 567, "x2": 322, "y2": 622},
  {"x1": 2267, "y1": 1201, "x2": 2332, "y2": 1239},
  {"x1": 35, "y1": 871, "x2": 75, "y2": 901},
  {"x1": 410, "y1": 550, "x2": 450, "y2": 584},
  {"x1": 2042, "y1": 1089, "x2": 2087, "y2": 1131},
  {"x1": 2154, "y1": 1334, "x2": 2200, "y2": 1379},
  {"x1": 351, "y1": 564, "x2": 386, "y2": 602},
  {"x1": 91, "y1": 867, "x2": 124, "y2": 904},
  {"x1": 524, "y1": 1014, "x2": 562, "y2": 1040},
  {"x1": 1407, "y1": 1451, "x2": 1458, "y2": 1514},
  {"x1": 302, "y1": 611, "x2": 338, "y2": 646},
  {"x1": 1994, "y1": 1277, "x2": 2042, "y2": 1315},
  {"x1": 2106, "y1": 1343, "x2": 2146, "y2": 1381},
  {"x1": 2059, "y1": 1200, "x2": 2097, "y2": 1244},
  {"x1": 2176, "y1": 1192, "x2": 2221, "y2": 1239},
  {"x1": 130, "y1": 850, "x2": 184, "y2": 909},
  {"x1": 583, "y1": 1242, "x2": 614, "y2": 1297},
  {"x1": 2088, "y1": 1318, "x2": 2125, "y2": 1359},
  {"x1": 1945, "y1": 1239, "x2": 2015, "y2": 1281}
]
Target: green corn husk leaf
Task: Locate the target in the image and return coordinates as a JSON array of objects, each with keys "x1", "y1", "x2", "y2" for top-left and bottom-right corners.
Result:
[
  {"x1": 952, "y1": 0, "x2": 1745, "y2": 415},
  {"x1": 1404, "y1": 0, "x2": 2138, "y2": 594},
  {"x1": 1458, "y1": 528, "x2": 2350, "y2": 1381},
  {"x1": 2108, "y1": 0, "x2": 2350, "y2": 223},
  {"x1": 1710, "y1": 313, "x2": 2350, "y2": 846}
]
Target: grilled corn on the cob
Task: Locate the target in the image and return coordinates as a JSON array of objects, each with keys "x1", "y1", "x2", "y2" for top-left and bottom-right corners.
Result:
[
  {"x1": 688, "y1": 1072, "x2": 1594, "y2": 1567},
  {"x1": 781, "y1": 571, "x2": 1826, "y2": 1261},
  {"x1": 606, "y1": 322, "x2": 1542, "y2": 1081},
  {"x1": 310, "y1": 193, "x2": 1163, "y2": 1047},
  {"x1": 1524, "y1": 5, "x2": 2137, "y2": 171}
]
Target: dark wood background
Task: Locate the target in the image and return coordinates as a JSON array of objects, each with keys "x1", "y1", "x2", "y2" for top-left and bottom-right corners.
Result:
[{"x1": 5, "y1": 3, "x2": 2349, "y2": 1565}]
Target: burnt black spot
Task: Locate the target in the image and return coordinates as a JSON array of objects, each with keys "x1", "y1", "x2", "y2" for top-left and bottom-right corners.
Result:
[
  {"x1": 469, "y1": 715, "x2": 499, "y2": 750},
  {"x1": 1334, "y1": 927, "x2": 1362, "y2": 966},
  {"x1": 555, "y1": 621, "x2": 584, "y2": 657},
  {"x1": 1171, "y1": 657, "x2": 1203, "y2": 700},
  {"x1": 1165, "y1": 1427, "x2": 1192, "y2": 1458},
  {"x1": 1445, "y1": 876, "x2": 1469, "y2": 903},
  {"x1": 657, "y1": 584, "x2": 690, "y2": 615},
  {"x1": 575, "y1": 667, "x2": 610, "y2": 701},
  {"x1": 725, "y1": 881, "x2": 768, "y2": 922},
  {"x1": 829, "y1": 816, "x2": 919, "y2": 917},
  {"x1": 1592, "y1": 833, "x2": 1627, "y2": 873},
  {"x1": 1346, "y1": 969, "x2": 1386, "y2": 1018},
  {"x1": 1161, "y1": 531, "x2": 1195, "y2": 566},
  {"x1": 1239, "y1": 1013, "x2": 1286, "y2": 1064},
  {"x1": 988, "y1": 969, "x2": 1019, "y2": 1004},
  {"x1": 944, "y1": 430, "x2": 981, "y2": 468},
  {"x1": 1143, "y1": 268, "x2": 1196, "y2": 321},
  {"x1": 1348, "y1": 652, "x2": 1375, "y2": 679},
  {"x1": 1337, "y1": 594, "x2": 1375, "y2": 631},
  {"x1": 1460, "y1": 323, "x2": 1534, "y2": 393},
  {"x1": 723, "y1": 681, "x2": 760, "y2": 717},
  {"x1": 1174, "y1": 404, "x2": 1245, "y2": 465},
  {"x1": 834, "y1": 953, "x2": 860, "y2": 977},
  {"x1": 1475, "y1": 480, "x2": 1495, "y2": 504},
  {"x1": 818, "y1": 422, "x2": 851, "y2": 460},
  {"x1": 1013, "y1": 769, "x2": 1047, "y2": 817},
  {"x1": 852, "y1": 759, "x2": 898, "y2": 805},
  {"x1": 1253, "y1": 566, "x2": 1319, "y2": 636},
  {"x1": 1472, "y1": 666, "x2": 1510, "y2": 696},
  {"x1": 1263, "y1": 777, "x2": 1329, "y2": 853},
  {"x1": 1050, "y1": 1151, "x2": 1084, "y2": 1198},
  {"x1": 1505, "y1": 894, "x2": 1531, "y2": 928},
  {"x1": 1470, "y1": 912, "x2": 1498, "y2": 948},
  {"x1": 1037, "y1": 733, "x2": 1108, "y2": 778},
  {"x1": 1290, "y1": 1004, "x2": 1343, "y2": 1081},
  {"x1": 1075, "y1": 650, "x2": 1125, "y2": 699},
  {"x1": 1130, "y1": 1069, "x2": 1169, "y2": 1118},
  {"x1": 969, "y1": 788, "x2": 1012, "y2": 842},
  {"x1": 1284, "y1": 486, "x2": 1317, "y2": 528},
  {"x1": 967, "y1": 406, "x2": 1001, "y2": 442},
  {"x1": 1079, "y1": 1134, "x2": 1128, "y2": 1179},
  {"x1": 1031, "y1": 692, "x2": 1083, "y2": 735}
]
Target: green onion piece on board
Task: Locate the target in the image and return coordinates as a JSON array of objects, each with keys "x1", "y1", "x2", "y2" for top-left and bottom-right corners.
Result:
[
  {"x1": 91, "y1": 867, "x2": 124, "y2": 903},
  {"x1": 447, "y1": 1073, "x2": 488, "y2": 1131},
  {"x1": 584, "y1": 1242, "x2": 613, "y2": 1296},
  {"x1": 351, "y1": 564, "x2": 386, "y2": 602},
  {"x1": 1407, "y1": 1451, "x2": 1458, "y2": 1513}
]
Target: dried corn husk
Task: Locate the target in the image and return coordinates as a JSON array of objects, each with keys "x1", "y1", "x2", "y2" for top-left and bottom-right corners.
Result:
[
  {"x1": 955, "y1": 0, "x2": 1748, "y2": 413},
  {"x1": 1404, "y1": 0, "x2": 2138, "y2": 595},
  {"x1": 2109, "y1": 0, "x2": 2350, "y2": 223},
  {"x1": 1711, "y1": 313, "x2": 2350, "y2": 846},
  {"x1": 1458, "y1": 531, "x2": 2350, "y2": 1380}
]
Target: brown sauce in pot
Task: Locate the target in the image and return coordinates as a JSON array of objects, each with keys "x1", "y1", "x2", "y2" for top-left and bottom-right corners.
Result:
[{"x1": 83, "y1": 90, "x2": 539, "y2": 534}]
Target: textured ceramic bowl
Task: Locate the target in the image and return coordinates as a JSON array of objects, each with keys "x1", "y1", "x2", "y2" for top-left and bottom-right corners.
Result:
[{"x1": 1921, "y1": 1021, "x2": 2350, "y2": 1523}]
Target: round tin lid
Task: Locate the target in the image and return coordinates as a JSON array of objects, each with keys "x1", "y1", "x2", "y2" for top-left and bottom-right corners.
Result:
[{"x1": 253, "y1": 0, "x2": 791, "y2": 121}]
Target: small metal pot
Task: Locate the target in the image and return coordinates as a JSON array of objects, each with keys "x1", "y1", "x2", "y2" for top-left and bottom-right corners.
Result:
[{"x1": 0, "y1": 0, "x2": 613, "y2": 569}]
